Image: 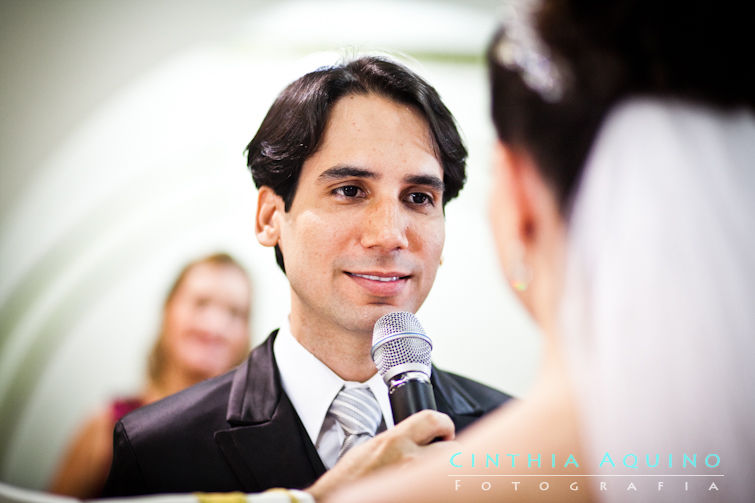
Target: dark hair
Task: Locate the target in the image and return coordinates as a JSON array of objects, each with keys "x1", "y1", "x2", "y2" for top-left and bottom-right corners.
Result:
[
  {"x1": 246, "y1": 56, "x2": 467, "y2": 272},
  {"x1": 488, "y1": 0, "x2": 755, "y2": 214}
]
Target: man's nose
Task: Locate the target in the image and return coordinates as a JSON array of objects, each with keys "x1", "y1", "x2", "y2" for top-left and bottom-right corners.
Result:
[{"x1": 360, "y1": 199, "x2": 409, "y2": 251}]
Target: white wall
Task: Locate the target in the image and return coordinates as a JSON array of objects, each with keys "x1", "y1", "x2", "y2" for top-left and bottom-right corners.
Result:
[{"x1": 0, "y1": 0, "x2": 541, "y2": 489}]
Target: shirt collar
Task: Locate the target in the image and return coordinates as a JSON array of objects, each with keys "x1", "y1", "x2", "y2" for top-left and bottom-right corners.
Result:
[{"x1": 273, "y1": 316, "x2": 394, "y2": 444}]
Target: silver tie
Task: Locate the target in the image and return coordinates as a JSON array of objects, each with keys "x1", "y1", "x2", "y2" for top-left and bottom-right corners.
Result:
[{"x1": 327, "y1": 386, "x2": 382, "y2": 459}]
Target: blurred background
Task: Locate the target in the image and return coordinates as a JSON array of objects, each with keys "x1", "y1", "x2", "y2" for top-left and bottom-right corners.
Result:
[{"x1": 0, "y1": 0, "x2": 539, "y2": 490}]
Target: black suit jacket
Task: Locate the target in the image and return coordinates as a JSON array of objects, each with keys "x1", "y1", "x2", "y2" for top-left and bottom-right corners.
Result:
[{"x1": 103, "y1": 331, "x2": 510, "y2": 496}]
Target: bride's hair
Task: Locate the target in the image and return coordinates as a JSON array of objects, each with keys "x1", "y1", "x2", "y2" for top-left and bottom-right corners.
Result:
[{"x1": 487, "y1": 0, "x2": 755, "y2": 214}]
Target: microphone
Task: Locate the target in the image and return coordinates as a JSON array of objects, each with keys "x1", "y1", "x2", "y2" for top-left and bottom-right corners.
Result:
[{"x1": 371, "y1": 311, "x2": 437, "y2": 424}]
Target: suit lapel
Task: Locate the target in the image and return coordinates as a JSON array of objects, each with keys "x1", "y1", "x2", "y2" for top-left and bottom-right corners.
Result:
[
  {"x1": 213, "y1": 335, "x2": 486, "y2": 489},
  {"x1": 214, "y1": 332, "x2": 326, "y2": 491}
]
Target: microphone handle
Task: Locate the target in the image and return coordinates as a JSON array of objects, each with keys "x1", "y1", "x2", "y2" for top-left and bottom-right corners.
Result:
[{"x1": 389, "y1": 376, "x2": 437, "y2": 424}]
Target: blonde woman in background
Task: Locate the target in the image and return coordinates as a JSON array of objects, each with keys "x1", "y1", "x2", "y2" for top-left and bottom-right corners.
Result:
[{"x1": 49, "y1": 253, "x2": 252, "y2": 498}]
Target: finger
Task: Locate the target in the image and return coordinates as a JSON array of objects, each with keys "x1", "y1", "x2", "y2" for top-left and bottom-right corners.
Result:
[{"x1": 394, "y1": 410, "x2": 455, "y2": 444}]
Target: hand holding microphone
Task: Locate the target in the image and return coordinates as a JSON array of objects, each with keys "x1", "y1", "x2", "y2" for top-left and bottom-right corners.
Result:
[{"x1": 308, "y1": 312, "x2": 455, "y2": 501}]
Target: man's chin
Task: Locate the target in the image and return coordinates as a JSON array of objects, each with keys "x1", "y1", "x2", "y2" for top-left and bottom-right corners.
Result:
[{"x1": 347, "y1": 303, "x2": 417, "y2": 333}]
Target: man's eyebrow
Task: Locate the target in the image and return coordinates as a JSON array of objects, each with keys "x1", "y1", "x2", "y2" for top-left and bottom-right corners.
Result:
[
  {"x1": 317, "y1": 165, "x2": 377, "y2": 182},
  {"x1": 317, "y1": 166, "x2": 444, "y2": 192},
  {"x1": 405, "y1": 174, "x2": 445, "y2": 192}
]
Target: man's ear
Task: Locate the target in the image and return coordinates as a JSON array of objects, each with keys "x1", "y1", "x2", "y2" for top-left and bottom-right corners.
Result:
[{"x1": 255, "y1": 186, "x2": 284, "y2": 247}]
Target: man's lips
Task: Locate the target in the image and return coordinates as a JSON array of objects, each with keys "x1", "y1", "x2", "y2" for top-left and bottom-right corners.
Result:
[
  {"x1": 346, "y1": 272, "x2": 410, "y2": 282},
  {"x1": 345, "y1": 271, "x2": 411, "y2": 296}
]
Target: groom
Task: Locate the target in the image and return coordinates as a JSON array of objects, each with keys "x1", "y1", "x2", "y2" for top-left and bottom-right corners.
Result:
[{"x1": 104, "y1": 56, "x2": 510, "y2": 496}]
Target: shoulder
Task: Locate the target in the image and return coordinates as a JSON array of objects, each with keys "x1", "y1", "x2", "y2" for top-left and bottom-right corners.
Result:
[
  {"x1": 119, "y1": 333, "x2": 279, "y2": 443},
  {"x1": 119, "y1": 369, "x2": 236, "y2": 445},
  {"x1": 107, "y1": 368, "x2": 241, "y2": 494},
  {"x1": 432, "y1": 366, "x2": 512, "y2": 410}
]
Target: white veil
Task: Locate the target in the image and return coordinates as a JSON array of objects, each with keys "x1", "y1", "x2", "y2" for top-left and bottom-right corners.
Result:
[{"x1": 560, "y1": 98, "x2": 755, "y2": 502}]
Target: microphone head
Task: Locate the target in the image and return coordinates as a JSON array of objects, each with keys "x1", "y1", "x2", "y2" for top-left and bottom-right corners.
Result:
[{"x1": 371, "y1": 311, "x2": 432, "y2": 384}]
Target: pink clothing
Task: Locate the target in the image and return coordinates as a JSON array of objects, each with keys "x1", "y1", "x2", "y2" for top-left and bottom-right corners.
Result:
[{"x1": 110, "y1": 397, "x2": 144, "y2": 423}]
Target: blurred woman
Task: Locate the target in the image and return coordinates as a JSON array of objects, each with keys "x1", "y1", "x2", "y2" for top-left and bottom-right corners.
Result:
[
  {"x1": 330, "y1": 0, "x2": 755, "y2": 501},
  {"x1": 49, "y1": 252, "x2": 252, "y2": 498}
]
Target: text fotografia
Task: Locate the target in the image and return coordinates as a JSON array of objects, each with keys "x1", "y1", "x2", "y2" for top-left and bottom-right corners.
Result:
[{"x1": 449, "y1": 452, "x2": 723, "y2": 495}]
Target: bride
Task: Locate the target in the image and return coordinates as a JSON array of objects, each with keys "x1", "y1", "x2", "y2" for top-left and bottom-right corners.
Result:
[{"x1": 328, "y1": 0, "x2": 755, "y2": 501}]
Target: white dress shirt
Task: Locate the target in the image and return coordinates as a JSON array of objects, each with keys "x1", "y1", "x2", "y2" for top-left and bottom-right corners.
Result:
[{"x1": 273, "y1": 316, "x2": 394, "y2": 469}]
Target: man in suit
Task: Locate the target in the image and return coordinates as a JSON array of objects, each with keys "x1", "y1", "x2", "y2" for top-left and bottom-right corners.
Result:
[{"x1": 103, "y1": 56, "x2": 510, "y2": 496}]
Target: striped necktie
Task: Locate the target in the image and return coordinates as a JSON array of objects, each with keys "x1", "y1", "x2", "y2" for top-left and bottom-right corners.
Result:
[{"x1": 327, "y1": 386, "x2": 382, "y2": 459}]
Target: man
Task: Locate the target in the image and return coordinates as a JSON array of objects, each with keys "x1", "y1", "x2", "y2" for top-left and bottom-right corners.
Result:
[{"x1": 103, "y1": 56, "x2": 510, "y2": 496}]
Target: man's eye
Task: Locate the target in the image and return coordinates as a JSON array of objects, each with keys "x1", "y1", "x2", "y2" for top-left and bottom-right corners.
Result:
[
  {"x1": 334, "y1": 185, "x2": 362, "y2": 198},
  {"x1": 408, "y1": 192, "x2": 433, "y2": 205}
]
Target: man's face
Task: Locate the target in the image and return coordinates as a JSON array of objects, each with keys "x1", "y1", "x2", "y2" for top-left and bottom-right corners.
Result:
[{"x1": 278, "y1": 93, "x2": 445, "y2": 336}]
